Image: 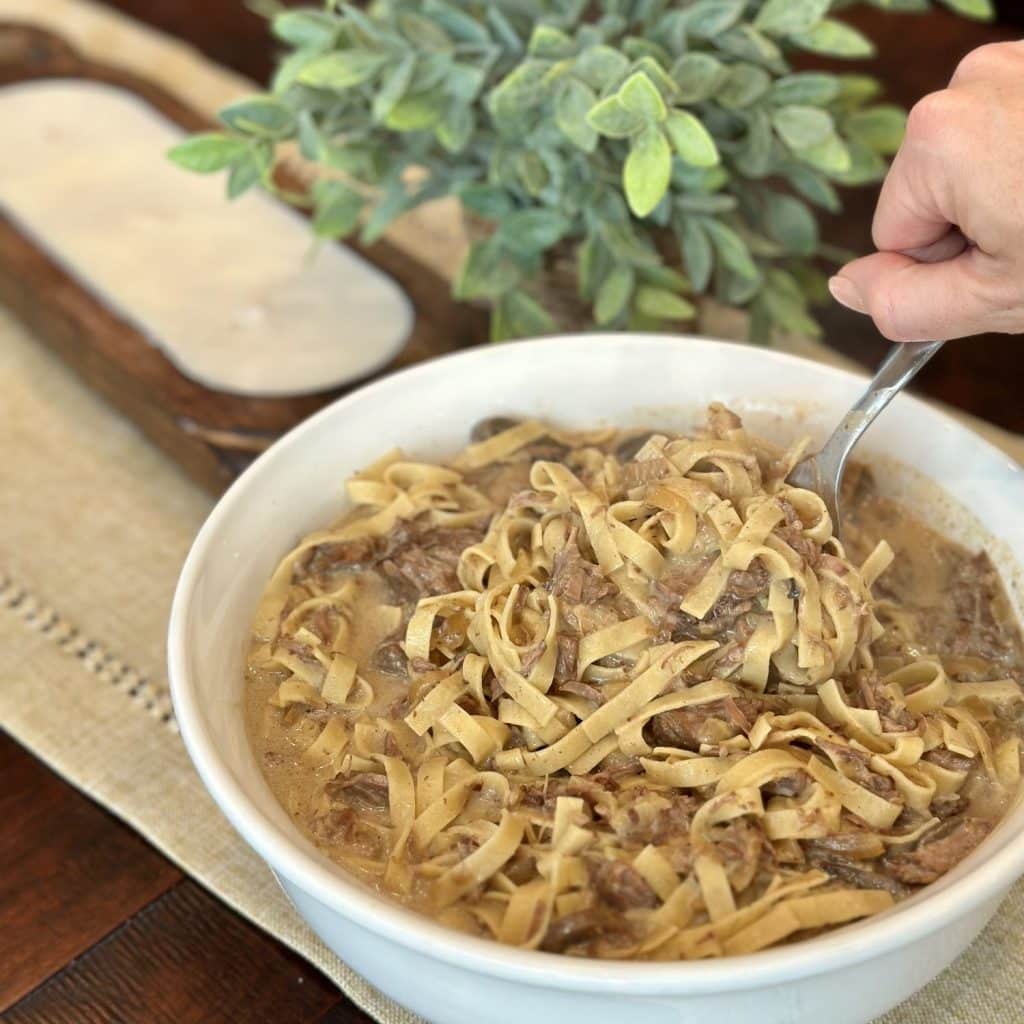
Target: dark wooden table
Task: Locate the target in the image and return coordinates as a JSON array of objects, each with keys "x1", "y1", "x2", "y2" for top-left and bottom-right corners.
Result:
[{"x1": 3, "y1": 4, "x2": 1022, "y2": 1022}]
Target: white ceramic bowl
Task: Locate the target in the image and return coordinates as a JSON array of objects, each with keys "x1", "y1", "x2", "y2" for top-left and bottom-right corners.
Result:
[{"x1": 168, "y1": 335, "x2": 1024, "y2": 1024}]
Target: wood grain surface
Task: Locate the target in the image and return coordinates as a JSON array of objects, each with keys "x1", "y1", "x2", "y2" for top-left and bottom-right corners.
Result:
[{"x1": 4, "y1": 3, "x2": 1023, "y2": 1022}]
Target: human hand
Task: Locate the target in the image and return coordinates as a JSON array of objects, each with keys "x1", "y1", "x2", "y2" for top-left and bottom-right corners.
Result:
[{"x1": 829, "y1": 41, "x2": 1024, "y2": 342}]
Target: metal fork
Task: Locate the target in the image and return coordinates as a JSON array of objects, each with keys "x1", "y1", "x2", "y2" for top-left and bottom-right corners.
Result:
[{"x1": 786, "y1": 340, "x2": 945, "y2": 538}]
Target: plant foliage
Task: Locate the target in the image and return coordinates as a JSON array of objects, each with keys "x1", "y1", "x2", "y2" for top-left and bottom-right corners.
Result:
[{"x1": 170, "y1": 0, "x2": 993, "y2": 343}]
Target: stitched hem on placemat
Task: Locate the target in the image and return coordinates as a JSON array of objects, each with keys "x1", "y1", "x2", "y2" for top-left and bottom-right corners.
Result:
[{"x1": 0, "y1": 570, "x2": 177, "y2": 730}]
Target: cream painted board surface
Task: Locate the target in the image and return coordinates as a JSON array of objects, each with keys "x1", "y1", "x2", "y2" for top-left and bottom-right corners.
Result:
[{"x1": 0, "y1": 79, "x2": 412, "y2": 396}]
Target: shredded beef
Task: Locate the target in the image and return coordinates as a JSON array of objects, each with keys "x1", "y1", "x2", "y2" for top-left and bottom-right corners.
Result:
[
  {"x1": 931, "y1": 792, "x2": 969, "y2": 820},
  {"x1": 519, "y1": 641, "x2": 546, "y2": 676},
  {"x1": 763, "y1": 772, "x2": 808, "y2": 798},
  {"x1": 327, "y1": 773, "x2": 390, "y2": 810},
  {"x1": 548, "y1": 532, "x2": 618, "y2": 604},
  {"x1": 648, "y1": 695, "x2": 785, "y2": 751},
  {"x1": 379, "y1": 521, "x2": 485, "y2": 598},
  {"x1": 806, "y1": 851, "x2": 911, "y2": 899},
  {"x1": 816, "y1": 741, "x2": 899, "y2": 800},
  {"x1": 540, "y1": 908, "x2": 630, "y2": 954},
  {"x1": 855, "y1": 672, "x2": 918, "y2": 732},
  {"x1": 776, "y1": 499, "x2": 821, "y2": 569},
  {"x1": 372, "y1": 640, "x2": 408, "y2": 678},
  {"x1": 715, "y1": 818, "x2": 766, "y2": 891},
  {"x1": 554, "y1": 634, "x2": 580, "y2": 683},
  {"x1": 884, "y1": 818, "x2": 992, "y2": 885},
  {"x1": 589, "y1": 859, "x2": 659, "y2": 910},
  {"x1": 556, "y1": 678, "x2": 604, "y2": 704},
  {"x1": 303, "y1": 536, "x2": 379, "y2": 584},
  {"x1": 922, "y1": 748, "x2": 977, "y2": 774}
]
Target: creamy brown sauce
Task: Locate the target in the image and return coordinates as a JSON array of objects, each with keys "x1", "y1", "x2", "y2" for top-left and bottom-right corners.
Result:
[{"x1": 243, "y1": 417, "x2": 1024, "y2": 958}]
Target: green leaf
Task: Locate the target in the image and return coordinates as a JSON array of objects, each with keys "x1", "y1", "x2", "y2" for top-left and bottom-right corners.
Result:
[
  {"x1": 424, "y1": 0, "x2": 493, "y2": 43},
  {"x1": 938, "y1": 0, "x2": 995, "y2": 18},
  {"x1": 664, "y1": 110, "x2": 720, "y2": 168},
  {"x1": 770, "y1": 72, "x2": 841, "y2": 106},
  {"x1": 619, "y1": 72, "x2": 668, "y2": 122},
  {"x1": 762, "y1": 192, "x2": 818, "y2": 256},
  {"x1": 595, "y1": 265, "x2": 635, "y2": 324},
  {"x1": 843, "y1": 104, "x2": 907, "y2": 154},
  {"x1": 702, "y1": 219, "x2": 759, "y2": 280},
  {"x1": 678, "y1": 216, "x2": 714, "y2": 292},
  {"x1": 225, "y1": 147, "x2": 269, "y2": 199},
  {"x1": 272, "y1": 10, "x2": 338, "y2": 48},
  {"x1": 447, "y1": 63, "x2": 487, "y2": 101},
  {"x1": 499, "y1": 209, "x2": 570, "y2": 256},
  {"x1": 219, "y1": 96, "x2": 293, "y2": 137},
  {"x1": 372, "y1": 54, "x2": 415, "y2": 122},
  {"x1": 797, "y1": 132, "x2": 852, "y2": 175},
  {"x1": 436, "y1": 104, "x2": 474, "y2": 152},
  {"x1": 587, "y1": 94, "x2": 645, "y2": 138},
  {"x1": 670, "y1": 53, "x2": 727, "y2": 103},
  {"x1": 397, "y1": 12, "x2": 453, "y2": 51},
  {"x1": 684, "y1": 0, "x2": 745, "y2": 38},
  {"x1": 829, "y1": 140, "x2": 888, "y2": 185},
  {"x1": 386, "y1": 90, "x2": 447, "y2": 130},
  {"x1": 715, "y1": 26, "x2": 786, "y2": 72},
  {"x1": 781, "y1": 164, "x2": 841, "y2": 212},
  {"x1": 312, "y1": 180, "x2": 363, "y2": 239},
  {"x1": 528, "y1": 24, "x2": 576, "y2": 59},
  {"x1": 488, "y1": 60, "x2": 551, "y2": 120},
  {"x1": 630, "y1": 57, "x2": 680, "y2": 100},
  {"x1": 624, "y1": 125, "x2": 672, "y2": 218},
  {"x1": 270, "y1": 49, "x2": 316, "y2": 93},
  {"x1": 298, "y1": 50, "x2": 388, "y2": 90},
  {"x1": 167, "y1": 133, "x2": 249, "y2": 172},
  {"x1": 555, "y1": 79, "x2": 598, "y2": 152},
  {"x1": 772, "y1": 105, "x2": 834, "y2": 150},
  {"x1": 676, "y1": 192, "x2": 737, "y2": 214},
  {"x1": 718, "y1": 64, "x2": 771, "y2": 108},
  {"x1": 791, "y1": 19, "x2": 876, "y2": 58},
  {"x1": 635, "y1": 286, "x2": 696, "y2": 320},
  {"x1": 578, "y1": 234, "x2": 610, "y2": 301},
  {"x1": 640, "y1": 265, "x2": 691, "y2": 291},
  {"x1": 517, "y1": 152, "x2": 550, "y2": 196},
  {"x1": 754, "y1": 0, "x2": 830, "y2": 36},
  {"x1": 491, "y1": 290, "x2": 556, "y2": 342},
  {"x1": 459, "y1": 184, "x2": 514, "y2": 220},
  {"x1": 574, "y1": 45, "x2": 630, "y2": 91},
  {"x1": 733, "y1": 107, "x2": 773, "y2": 178},
  {"x1": 455, "y1": 238, "x2": 520, "y2": 301},
  {"x1": 836, "y1": 75, "x2": 883, "y2": 109}
]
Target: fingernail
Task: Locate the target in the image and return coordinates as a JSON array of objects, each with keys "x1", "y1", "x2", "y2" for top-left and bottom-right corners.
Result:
[{"x1": 828, "y1": 275, "x2": 868, "y2": 315}]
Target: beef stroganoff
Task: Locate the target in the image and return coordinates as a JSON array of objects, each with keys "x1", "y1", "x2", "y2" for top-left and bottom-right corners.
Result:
[{"x1": 246, "y1": 407, "x2": 1024, "y2": 959}]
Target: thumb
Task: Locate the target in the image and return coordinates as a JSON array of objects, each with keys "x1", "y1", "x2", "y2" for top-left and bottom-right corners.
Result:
[{"x1": 829, "y1": 250, "x2": 996, "y2": 342}]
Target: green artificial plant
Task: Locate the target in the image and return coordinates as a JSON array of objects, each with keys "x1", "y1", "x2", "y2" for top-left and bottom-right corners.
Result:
[{"x1": 170, "y1": 0, "x2": 994, "y2": 343}]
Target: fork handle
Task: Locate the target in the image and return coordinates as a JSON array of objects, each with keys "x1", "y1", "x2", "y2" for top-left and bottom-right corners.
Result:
[{"x1": 817, "y1": 340, "x2": 946, "y2": 489}]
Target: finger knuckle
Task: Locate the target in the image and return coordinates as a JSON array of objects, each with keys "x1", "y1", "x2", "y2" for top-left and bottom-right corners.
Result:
[
  {"x1": 952, "y1": 43, "x2": 1004, "y2": 82},
  {"x1": 905, "y1": 90, "x2": 956, "y2": 142},
  {"x1": 952, "y1": 41, "x2": 1023, "y2": 84}
]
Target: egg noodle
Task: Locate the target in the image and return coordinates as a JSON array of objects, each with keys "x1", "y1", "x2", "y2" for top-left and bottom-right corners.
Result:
[{"x1": 248, "y1": 407, "x2": 1023, "y2": 959}]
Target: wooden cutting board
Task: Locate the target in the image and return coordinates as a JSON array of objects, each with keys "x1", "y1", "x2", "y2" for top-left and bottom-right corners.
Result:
[{"x1": 0, "y1": 23, "x2": 487, "y2": 494}]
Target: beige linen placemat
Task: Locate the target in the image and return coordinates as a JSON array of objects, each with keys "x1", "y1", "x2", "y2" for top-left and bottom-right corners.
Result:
[{"x1": 1, "y1": 3, "x2": 1023, "y2": 1021}]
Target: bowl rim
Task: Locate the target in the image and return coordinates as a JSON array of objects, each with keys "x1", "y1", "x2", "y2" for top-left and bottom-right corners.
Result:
[{"x1": 169, "y1": 332, "x2": 1024, "y2": 994}]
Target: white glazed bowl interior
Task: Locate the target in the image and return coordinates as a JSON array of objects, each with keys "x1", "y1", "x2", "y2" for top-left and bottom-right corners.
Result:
[{"x1": 169, "y1": 335, "x2": 1024, "y2": 1024}]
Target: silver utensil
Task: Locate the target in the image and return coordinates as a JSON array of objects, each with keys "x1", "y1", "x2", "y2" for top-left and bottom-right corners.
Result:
[{"x1": 787, "y1": 340, "x2": 945, "y2": 537}]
